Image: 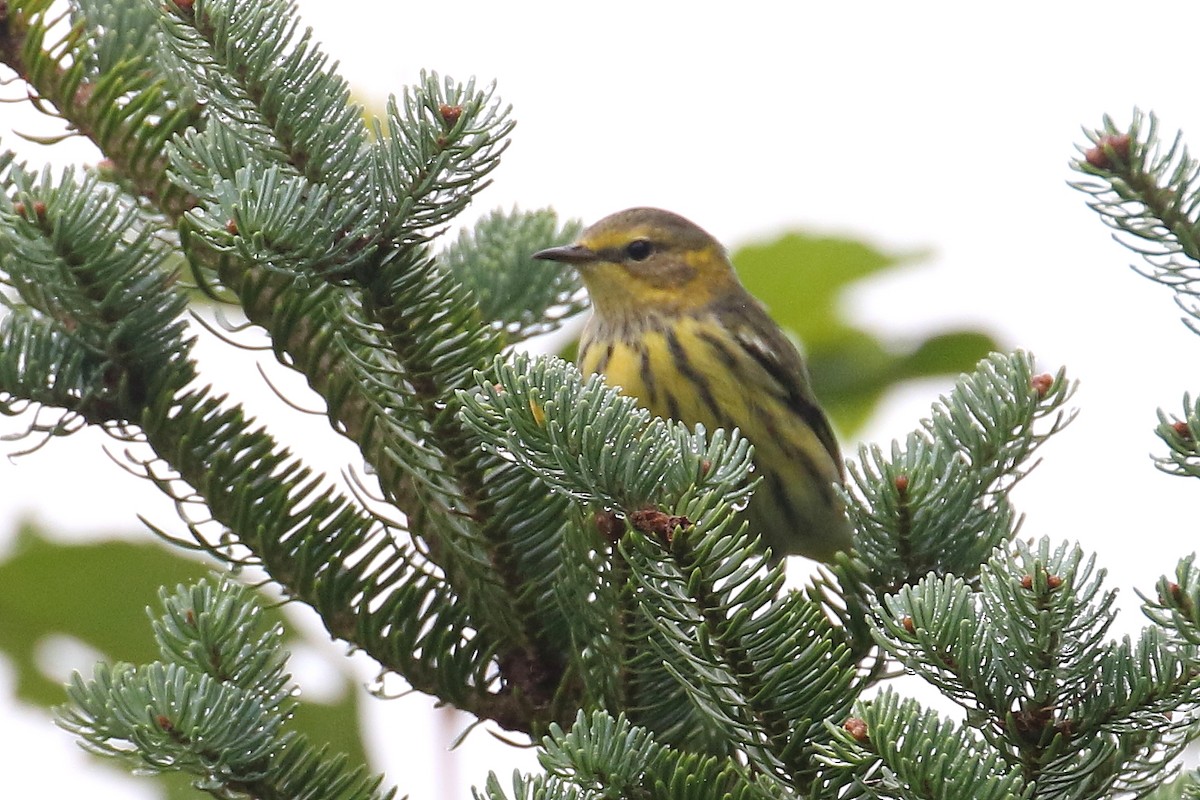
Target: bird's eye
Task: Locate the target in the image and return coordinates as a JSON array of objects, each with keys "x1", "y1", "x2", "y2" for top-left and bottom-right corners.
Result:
[{"x1": 625, "y1": 240, "x2": 654, "y2": 261}]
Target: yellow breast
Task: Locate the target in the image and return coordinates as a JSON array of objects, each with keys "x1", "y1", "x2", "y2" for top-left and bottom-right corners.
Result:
[{"x1": 578, "y1": 314, "x2": 849, "y2": 560}]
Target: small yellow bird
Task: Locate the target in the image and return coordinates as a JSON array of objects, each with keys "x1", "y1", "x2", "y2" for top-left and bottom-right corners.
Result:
[{"x1": 534, "y1": 208, "x2": 852, "y2": 562}]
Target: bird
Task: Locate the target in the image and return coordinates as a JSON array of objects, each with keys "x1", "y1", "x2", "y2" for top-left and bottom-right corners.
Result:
[{"x1": 533, "y1": 207, "x2": 852, "y2": 562}]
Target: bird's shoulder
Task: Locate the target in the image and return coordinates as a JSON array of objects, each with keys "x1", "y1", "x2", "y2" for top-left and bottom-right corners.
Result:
[
  {"x1": 707, "y1": 294, "x2": 811, "y2": 393},
  {"x1": 703, "y1": 293, "x2": 844, "y2": 470}
]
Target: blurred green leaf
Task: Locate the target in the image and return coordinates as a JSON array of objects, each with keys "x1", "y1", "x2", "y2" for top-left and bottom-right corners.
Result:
[
  {"x1": 732, "y1": 230, "x2": 1002, "y2": 436},
  {"x1": 901, "y1": 331, "x2": 1002, "y2": 378},
  {"x1": 0, "y1": 521, "x2": 367, "y2": 799},
  {"x1": 734, "y1": 231, "x2": 924, "y2": 344}
]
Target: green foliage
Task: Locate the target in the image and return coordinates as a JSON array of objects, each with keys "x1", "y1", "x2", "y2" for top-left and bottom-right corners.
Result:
[
  {"x1": 870, "y1": 539, "x2": 1200, "y2": 798},
  {"x1": 0, "y1": 525, "x2": 368, "y2": 798},
  {"x1": 1072, "y1": 111, "x2": 1200, "y2": 483},
  {"x1": 57, "y1": 576, "x2": 394, "y2": 799},
  {"x1": 442, "y1": 207, "x2": 585, "y2": 342},
  {"x1": 850, "y1": 351, "x2": 1073, "y2": 587},
  {"x1": 733, "y1": 233, "x2": 1001, "y2": 435},
  {"x1": 805, "y1": 352, "x2": 1074, "y2": 660},
  {"x1": 1142, "y1": 773, "x2": 1200, "y2": 800},
  {"x1": 459, "y1": 354, "x2": 755, "y2": 513},
  {"x1": 816, "y1": 689, "x2": 1029, "y2": 800},
  {"x1": 460, "y1": 353, "x2": 859, "y2": 771},
  {"x1": 0, "y1": 525, "x2": 215, "y2": 708},
  {"x1": 477, "y1": 711, "x2": 779, "y2": 800}
]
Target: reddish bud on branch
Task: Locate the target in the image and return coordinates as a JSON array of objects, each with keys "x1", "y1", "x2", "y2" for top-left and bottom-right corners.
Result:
[
  {"x1": 594, "y1": 510, "x2": 623, "y2": 544},
  {"x1": 843, "y1": 717, "x2": 869, "y2": 742},
  {"x1": 1084, "y1": 134, "x2": 1132, "y2": 170},
  {"x1": 1031, "y1": 373, "x2": 1053, "y2": 398},
  {"x1": 629, "y1": 508, "x2": 691, "y2": 542}
]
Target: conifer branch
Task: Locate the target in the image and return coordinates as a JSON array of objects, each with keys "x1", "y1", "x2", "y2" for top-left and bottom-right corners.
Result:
[
  {"x1": 815, "y1": 689, "x2": 1029, "y2": 800},
  {"x1": 57, "y1": 577, "x2": 397, "y2": 800},
  {"x1": 807, "y1": 351, "x2": 1075, "y2": 666},
  {"x1": 3, "y1": 0, "x2": 591, "y2": 725},
  {"x1": 0, "y1": 0, "x2": 200, "y2": 216},
  {"x1": 871, "y1": 539, "x2": 1200, "y2": 797}
]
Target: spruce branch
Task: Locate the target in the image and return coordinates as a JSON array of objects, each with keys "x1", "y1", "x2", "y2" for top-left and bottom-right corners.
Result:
[
  {"x1": 0, "y1": 0, "x2": 201, "y2": 216},
  {"x1": 815, "y1": 689, "x2": 1029, "y2": 800},
  {"x1": 2, "y1": 0, "x2": 589, "y2": 736},
  {"x1": 1071, "y1": 111, "x2": 1200, "y2": 306},
  {"x1": 1071, "y1": 112, "x2": 1200, "y2": 482},
  {"x1": 1146, "y1": 557, "x2": 1200, "y2": 647},
  {"x1": 442, "y1": 207, "x2": 586, "y2": 343},
  {"x1": 0, "y1": 162, "x2": 554, "y2": 730},
  {"x1": 459, "y1": 353, "x2": 755, "y2": 513},
  {"x1": 622, "y1": 521, "x2": 857, "y2": 787},
  {"x1": 871, "y1": 538, "x2": 1200, "y2": 799},
  {"x1": 808, "y1": 351, "x2": 1074, "y2": 667},
  {"x1": 57, "y1": 576, "x2": 397, "y2": 800},
  {"x1": 151, "y1": 1, "x2": 569, "y2": 684},
  {"x1": 460, "y1": 354, "x2": 859, "y2": 782},
  {"x1": 848, "y1": 351, "x2": 1074, "y2": 590},
  {"x1": 371, "y1": 74, "x2": 514, "y2": 246},
  {"x1": 479, "y1": 710, "x2": 777, "y2": 800},
  {"x1": 0, "y1": 165, "x2": 191, "y2": 425}
]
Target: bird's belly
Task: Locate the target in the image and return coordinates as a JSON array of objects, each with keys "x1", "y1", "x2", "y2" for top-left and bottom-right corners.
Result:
[{"x1": 581, "y1": 328, "x2": 732, "y2": 429}]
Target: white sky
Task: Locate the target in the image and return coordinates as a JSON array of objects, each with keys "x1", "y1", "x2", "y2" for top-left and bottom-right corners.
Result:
[{"x1": 4, "y1": 1, "x2": 1200, "y2": 797}]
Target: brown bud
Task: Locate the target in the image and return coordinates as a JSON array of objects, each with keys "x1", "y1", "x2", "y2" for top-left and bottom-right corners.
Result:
[
  {"x1": 32, "y1": 201, "x2": 46, "y2": 217},
  {"x1": 1031, "y1": 373, "x2": 1053, "y2": 398},
  {"x1": 185, "y1": 609, "x2": 196, "y2": 626},
  {"x1": 225, "y1": 219, "x2": 238, "y2": 235},
  {"x1": 894, "y1": 474, "x2": 910, "y2": 494},
  {"x1": 901, "y1": 616, "x2": 916, "y2": 634},
  {"x1": 1173, "y1": 421, "x2": 1192, "y2": 440},
  {"x1": 1046, "y1": 574, "x2": 1063, "y2": 590},
  {"x1": 74, "y1": 81, "x2": 94, "y2": 109},
  {"x1": 156, "y1": 714, "x2": 174, "y2": 731},
  {"x1": 700, "y1": 459, "x2": 712, "y2": 475},
  {"x1": 1021, "y1": 575, "x2": 1034, "y2": 590},
  {"x1": 439, "y1": 104, "x2": 463, "y2": 126},
  {"x1": 12, "y1": 202, "x2": 24, "y2": 216},
  {"x1": 594, "y1": 510, "x2": 623, "y2": 544},
  {"x1": 629, "y1": 508, "x2": 691, "y2": 542},
  {"x1": 1084, "y1": 133, "x2": 1132, "y2": 170},
  {"x1": 843, "y1": 717, "x2": 869, "y2": 742}
]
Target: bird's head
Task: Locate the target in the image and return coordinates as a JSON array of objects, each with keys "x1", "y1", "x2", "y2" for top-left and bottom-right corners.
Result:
[{"x1": 533, "y1": 207, "x2": 741, "y2": 320}]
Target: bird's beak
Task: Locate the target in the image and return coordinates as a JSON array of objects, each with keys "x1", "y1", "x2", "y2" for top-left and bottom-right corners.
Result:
[{"x1": 532, "y1": 244, "x2": 598, "y2": 265}]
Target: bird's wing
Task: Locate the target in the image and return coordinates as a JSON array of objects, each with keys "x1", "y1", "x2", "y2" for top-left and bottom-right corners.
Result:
[{"x1": 727, "y1": 308, "x2": 845, "y2": 475}]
